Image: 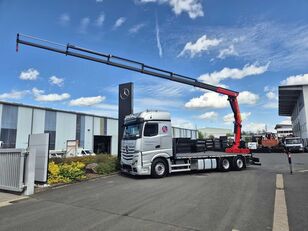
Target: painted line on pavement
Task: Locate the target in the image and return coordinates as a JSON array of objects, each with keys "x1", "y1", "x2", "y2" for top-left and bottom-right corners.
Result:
[{"x1": 272, "y1": 174, "x2": 289, "y2": 231}]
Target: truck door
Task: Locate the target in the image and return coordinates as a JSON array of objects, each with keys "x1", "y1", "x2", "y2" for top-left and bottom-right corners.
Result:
[{"x1": 142, "y1": 122, "x2": 160, "y2": 153}]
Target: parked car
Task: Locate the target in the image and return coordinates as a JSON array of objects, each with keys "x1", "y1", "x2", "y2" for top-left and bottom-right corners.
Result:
[{"x1": 76, "y1": 148, "x2": 96, "y2": 157}]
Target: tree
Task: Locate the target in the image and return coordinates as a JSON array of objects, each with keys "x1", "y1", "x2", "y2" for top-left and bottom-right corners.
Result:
[{"x1": 198, "y1": 131, "x2": 204, "y2": 139}]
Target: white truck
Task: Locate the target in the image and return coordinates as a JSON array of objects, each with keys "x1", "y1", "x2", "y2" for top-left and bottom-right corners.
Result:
[
  {"x1": 121, "y1": 111, "x2": 258, "y2": 178},
  {"x1": 283, "y1": 137, "x2": 304, "y2": 152}
]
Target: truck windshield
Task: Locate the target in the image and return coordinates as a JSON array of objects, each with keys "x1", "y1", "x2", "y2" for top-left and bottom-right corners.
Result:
[
  {"x1": 123, "y1": 123, "x2": 142, "y2": 139},
  {"x1": 286, "y1": 138, "x2": 301, "y2": 144}
]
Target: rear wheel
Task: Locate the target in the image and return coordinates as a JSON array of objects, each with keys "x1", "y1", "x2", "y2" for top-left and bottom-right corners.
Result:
[
  {"x1": 220, "y1": 158, "x2": 231, "y2": 171},
  {"x1": 233, "y1": 156, "x2": 245, "y2": 170},
  {"x1": 151, "y1": 158, "x2": 168, "y2": 178}
]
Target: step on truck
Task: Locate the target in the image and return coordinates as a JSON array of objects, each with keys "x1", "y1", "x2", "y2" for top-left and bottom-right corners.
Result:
[{"x1": 121, "y1": 111, "x2": 259, "y2": 178}]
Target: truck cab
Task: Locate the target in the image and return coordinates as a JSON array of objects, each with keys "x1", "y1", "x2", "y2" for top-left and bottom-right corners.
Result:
[
  {"x1": 283, "y1": 137, "x2": 304, "y2": 152},
  {"x1": 121, "y1": 111, "x2": 172, "y2": 177}
]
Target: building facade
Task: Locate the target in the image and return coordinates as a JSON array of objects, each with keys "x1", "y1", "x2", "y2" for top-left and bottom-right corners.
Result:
[
  {"x1": 0, "y1": 101, "x2": 198, "y2": 156},
  {"x1": 0, "y1": 101, "x2": 118, "y2": 155},
  {"x1": 274, "y1": 124, "x2": 293, "y2": 138},
  {"x1": 279, "y1": 85, "x2": 308, "y2": 145}
]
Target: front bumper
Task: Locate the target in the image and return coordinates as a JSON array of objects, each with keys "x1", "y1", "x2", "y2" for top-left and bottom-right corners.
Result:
[{"x1": 121, "y1": 158, "x2": 151, "y2": 176}]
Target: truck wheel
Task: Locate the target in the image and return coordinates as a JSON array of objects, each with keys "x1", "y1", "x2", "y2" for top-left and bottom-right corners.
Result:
[
  {"x1": 233, "y1": 156, "x2": 245, "y2": 170},
  {"x1": 220, "y1": 158, "x2": 231, "y2": 171},
  {"x1": 151, "y1": 158, "x2": 168, "y2": 178}
]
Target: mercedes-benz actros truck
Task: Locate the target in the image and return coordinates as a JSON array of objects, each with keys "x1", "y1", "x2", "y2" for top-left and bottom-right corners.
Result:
[{"x1": 121, "y1": 111, "x2": 259, "y2": 178}]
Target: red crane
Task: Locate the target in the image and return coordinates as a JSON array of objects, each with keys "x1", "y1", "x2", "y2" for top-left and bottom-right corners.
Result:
[{"x1": 16, "y1": 33, "x2": 250, "y2": 154}]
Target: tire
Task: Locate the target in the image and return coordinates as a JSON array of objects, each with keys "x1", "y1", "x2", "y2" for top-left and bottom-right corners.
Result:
[
  {"x1": 233, "y1": 156, "x2": 245, "y2": 171},
  {"x1": 151, "y1": 158, "x2": 168, "y2": 178},
  {"x1": 220, "y1": 158, "x2": 231, "y2": 171}
]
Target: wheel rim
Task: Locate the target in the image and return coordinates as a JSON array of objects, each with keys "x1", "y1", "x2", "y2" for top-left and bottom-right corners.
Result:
[
  {"x1": 222, "y1": 159, "x2": 230, "y2": 169},
  {"x1": 155, "y1": 162, "x2": 165, "y2": 176},
  {"x1": 236, "y1": 158, "x2": 243, "y2": 168}
]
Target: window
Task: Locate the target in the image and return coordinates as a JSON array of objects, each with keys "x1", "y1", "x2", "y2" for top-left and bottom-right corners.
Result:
[
  {"x1": 0, "y1": 105, "x2": 18, "y2": 148},
  {"x1": 0, "y1": 128, "x2": 17, "y2": 148},
  {"x1": 76, "y1": 114, "x2": 85, "y2": 147},
  {"x1": 45, "y1": 111, "x2": 56, "y2": 150},
  {"x1": 144, "y1": 123, "x2": 158, "y2": 137},
  {"x1": 123, "y1": 123, "x2": 142, "y2": 139}
]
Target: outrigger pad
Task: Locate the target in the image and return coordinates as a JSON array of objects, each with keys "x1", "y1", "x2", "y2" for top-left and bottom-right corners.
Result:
[{"x1": 252, "y1": 156, "x2": 261, "y2": 165}]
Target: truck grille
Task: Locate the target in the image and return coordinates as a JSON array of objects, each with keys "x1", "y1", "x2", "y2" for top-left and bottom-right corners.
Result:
[{"x1": 121, "y1": 145, "x2": 135, "y2": 160}]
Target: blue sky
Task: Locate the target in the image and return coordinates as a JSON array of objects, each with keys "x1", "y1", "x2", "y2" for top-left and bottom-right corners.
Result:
[{"x1": 1, "y1": 0, "x2": 308, "y2": 132}]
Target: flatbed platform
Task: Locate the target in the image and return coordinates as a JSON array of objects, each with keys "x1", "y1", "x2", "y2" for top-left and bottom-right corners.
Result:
[{"x1": 175, "y1": 151, "x2": 252, "y2": 159}]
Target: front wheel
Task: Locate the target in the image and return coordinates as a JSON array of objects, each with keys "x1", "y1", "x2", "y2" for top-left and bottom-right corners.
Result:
[{"x1": 151, "y1": 158, "x2": 168, "y2": 178}]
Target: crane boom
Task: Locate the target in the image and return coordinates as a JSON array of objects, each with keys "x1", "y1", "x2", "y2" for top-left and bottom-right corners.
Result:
[{"x1": 16, "y1": 33, "x2": 250, "y2": 154}]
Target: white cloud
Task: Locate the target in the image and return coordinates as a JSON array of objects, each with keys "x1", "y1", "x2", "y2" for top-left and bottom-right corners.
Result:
[
  {"x1": 59, "y1": 13, "x2": 70, "y2": 26},
  {"x1": 237, "y1": 91, "x2": 259, "y2": 105},
  {"x1": 69, "y1": 96, "x2": 105, "y2": 106},
  {"x1": 281, "y1": 73, "x2": 308, "y2": 86},
  {"x1": 0, "y1": 90, "x2": 29, "y2": 100},
  {"x1": 263, "y1": 85, "x2": 278, "y2": 109},
  {"x1": 49, "y1": 76, "x2": 64, "y2": 87},
  {"x1": 35, "y1": 93, "x2": 70, "y2": 102},
  {"x1": 280, "y1": 117, "x2": 292, "y2": 125},
  {"x1": 156, "y1": 18, "x2": 163, "y2": 57},
  {"x1": 243, "y1": 122, "x2": 266, "y2": 133},
  {"x1": 32, "y1": 88, "x2": 44, "y2": 96},
  {"x1": 138, "y1": 0, "x2": 204, "y2": 19},
  {"x1": 263, "y1": 102, "x2": 278, "y2": 109},
  {"x1": 224, "y1": 112, "x2": 251, "y2": 124},
  {"x1": 129, "y1": 23, "x2": 145, "y2": 33},
  {"x1": 79, "y1": 17, "x2": 90, "y2": 33},
  {"x1": 185, "y1": 91, "x2": 259, "y2": 109},
  {"x1": 178, "y1": 35, "x2": 221, "y2": 58},
  {"x1": 95, "y1": 13, "x2": 105, "y2": 27},
  {"x1": 198, "y1": 63, "x2": 269, "y2": 85},
  {"x1": 217, "y1": 44, "x2": 238, "y2": 59},
  {"x1": 96, "y1": 0, "x2": 103, "y2": 2},
  {"x1": 266, "y1": 91, "x2": 277, "y2": 100},
  {"x1": 32, "y1": 88, "x2": 70, "y2": 102},
  {"x1": 113, "y1": 17, "x2": 126, "y2": 29},
  {"x1": 198, "y1": 111, "x2": 218, "y2": 121},
  {"x1": 171, "y1": 117, "x2": 196, "y2": 129},
  {"x1": 19, "y1": 68, "x2": 39, "y2": 80},
  {"x1": 185, "y1": 92, "x2": 228, "y2": 109}
]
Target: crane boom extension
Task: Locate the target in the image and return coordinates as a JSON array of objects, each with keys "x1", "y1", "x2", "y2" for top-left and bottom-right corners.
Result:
[{"x1": 16, "y1": 33, "x2": 250, "y2": 154}]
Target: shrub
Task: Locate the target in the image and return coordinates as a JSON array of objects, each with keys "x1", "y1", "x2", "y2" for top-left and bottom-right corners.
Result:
[
  {"x1": 48, "y1": 154, "x2": 119, "y2": 184},
  {"x1": 48, "y1": 161, "x2": 86, "y2": 184},
  {"x1": 95, "y1": 155, "x2": 119, "y2": 175}
]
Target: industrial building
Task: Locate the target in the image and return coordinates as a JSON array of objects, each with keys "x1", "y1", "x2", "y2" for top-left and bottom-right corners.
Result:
[
  {"x1": 198, "y1": 127, "x2": 232, "y2": 138},
  {"x1": 274, "y1": 124, "x2": 293, "y2": 138},
  {"x1": 279, "y1": 84, "x2": 308, "y2": 145},
  {"x1": 0, "y1": 101, "x2": 197, "y2": 156}
]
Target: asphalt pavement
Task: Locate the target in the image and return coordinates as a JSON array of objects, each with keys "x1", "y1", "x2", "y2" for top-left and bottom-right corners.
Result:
[{"x1": 0, "y1": 153, "x2": 307, "y2": 231}]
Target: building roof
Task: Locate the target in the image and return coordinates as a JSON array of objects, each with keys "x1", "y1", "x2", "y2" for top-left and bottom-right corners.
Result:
[
  {"x1": 274, "y1": 124, "x2": 292, "y2": 129},
  {"x1": 0, "y1": 100, "x2": 118, "y2": 120},
  {"x1": 279, "y1": 85, "x2": 304, "y2": 116}
]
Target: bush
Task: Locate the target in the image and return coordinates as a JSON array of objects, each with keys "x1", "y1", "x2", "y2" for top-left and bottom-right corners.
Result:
[
  {"x1": 95, "y1": 156, "x2": 118, "y2": 175},
  {"x1": 48, "y1": 161, "x2": 86, "y2": 184},
  {"x1": 48, "y1": 154, "x2": 119, "y2": 183}
]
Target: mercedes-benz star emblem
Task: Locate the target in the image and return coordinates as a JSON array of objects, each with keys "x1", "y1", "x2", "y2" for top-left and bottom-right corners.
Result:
[{"x1": 120, "y1": 88, "x2": 130, "y2": 100}]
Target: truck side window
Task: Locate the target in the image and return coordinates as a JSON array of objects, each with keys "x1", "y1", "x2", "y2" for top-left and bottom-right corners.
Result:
[{"x1": 144, "y1": 123, "x2": 158, "y2": 137}]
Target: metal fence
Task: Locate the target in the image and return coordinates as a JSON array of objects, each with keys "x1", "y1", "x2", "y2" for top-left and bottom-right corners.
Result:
[{"x1": 0, "y1": 149, "x2": 27, "y2": 192}]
